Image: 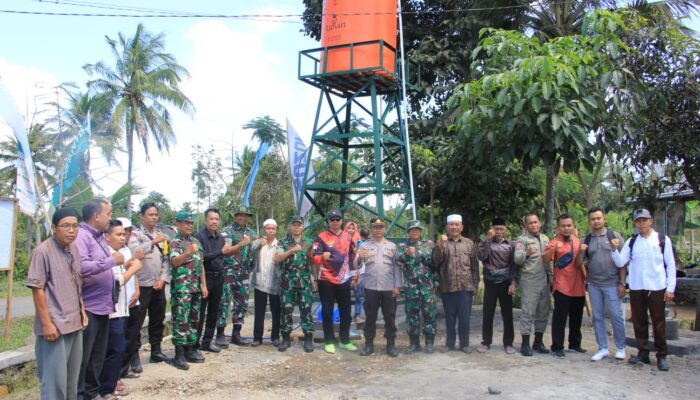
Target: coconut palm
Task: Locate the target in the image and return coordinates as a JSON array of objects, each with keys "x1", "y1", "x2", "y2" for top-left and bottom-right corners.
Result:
[{"x1": 84, "y1": 23, "x2": 194, "y2": 217}]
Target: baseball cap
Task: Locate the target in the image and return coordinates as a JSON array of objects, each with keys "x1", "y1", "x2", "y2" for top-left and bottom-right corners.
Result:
[
  {"x1": 326, "y1": 209, "x2": 343, "y2": 220},
  {"x1": 632, "y1": 208, "x2": 652, "y2": 221}
]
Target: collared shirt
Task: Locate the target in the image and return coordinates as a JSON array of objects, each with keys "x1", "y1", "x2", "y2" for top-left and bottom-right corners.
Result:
[
  {"x1": 195, "y1": 228, "x2": 225, "y2": 274},
  {"x1": 513, "y1": 232, "x2": 551, "y2": 284},
  {"x1": 222, "y1": 224, "x2": 258, "y2": 273},
  {"x1": 75, "y1": 222, "x2": 115, "y2": 315},
  {"x1": 110, "y1": 246, "x2": 138, "y2": 319},
  {"x1": 313, "y1": 230, "x2": 355, "y2": 284},
  {"x1": 26, "y1": 238, "x2": 83, "y2": 336},
  {"x1": 354, "y1": 238, "x2": 402, "y2": 291},
  {"x1": 612, "y1": 229, "x2": 676, "y2": 292},
  {"x1": 168, "y1": 233, "x2": 203, "y2": 293},
  {"x1": 546, "y1": 235, "x2": 585, "y2": 297},
  {"x1": 276, "y1": 235, "x2": 314, "y2": 274},
  {"x1": 252, "y1": 239, "x2": 281, "y2": 295},
  {"x1": 584, "y1": 228, "x2": 625, "y2": 287},
  {"x1": 432, "y1": 236, "x2": 479, "y2": 293},
  {"x1": 128, "y1": 225, "x2": 170, "y2": 286},
  {"x1": 477, "y1": 237, "x2": 516, "y2": 283},
  {"x1": 397, "y1": 239, "x2": 436, "y2": 288}
]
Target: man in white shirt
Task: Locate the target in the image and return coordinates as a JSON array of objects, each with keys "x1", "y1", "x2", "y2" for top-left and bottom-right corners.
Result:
[{"x1": 611, "y1": 208, "x2": 676, "y2": 371}]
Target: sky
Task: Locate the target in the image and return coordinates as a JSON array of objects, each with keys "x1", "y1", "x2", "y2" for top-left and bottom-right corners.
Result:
[{"x1": 0, "y1": 1, "x2": 699, "y2": 215}]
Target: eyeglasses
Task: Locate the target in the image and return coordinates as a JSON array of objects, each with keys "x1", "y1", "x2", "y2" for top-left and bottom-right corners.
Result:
[
  {"x1": 57, "y1": 223, "x2": 79, "y2": 231},
  {"x1": 329, "y1": 218, "x2": 342, "y2": 222}
]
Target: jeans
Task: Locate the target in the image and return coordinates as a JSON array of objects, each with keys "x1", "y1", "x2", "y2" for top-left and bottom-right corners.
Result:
[
  {"x1": 100, "y1": 317, "x2": 127, "y2": 396},
  {"x1": 36, "y1": 330, "x2": 82, "y2": 400},
  {"x1": 442, "y1": 290, "x2": 473, "y2": 348},
  {"x1": 318, "y1": 279, "x2": 352, "y2": 344},
  {"x1": 354, "y1": 279, "x2": 365, "y2": 317},
  {"x1": 253, "y1": 288, "x2": 281, "y2": 342},
  {"x1": 588, "y1": 283, "x2": 626, "y2": 351}
]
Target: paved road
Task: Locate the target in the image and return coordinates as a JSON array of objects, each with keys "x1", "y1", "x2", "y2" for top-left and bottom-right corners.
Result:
[{"x1": 0, "y1": 296, "x2": 35, "y2": 319}]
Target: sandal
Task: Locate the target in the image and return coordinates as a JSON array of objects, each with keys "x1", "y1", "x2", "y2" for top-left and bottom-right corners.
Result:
[
  {"x1": 123, "y1": 371, "x2": 140, "y2": 379},
  {"x1": 116, "y1": 381, "x2": 127, "y2": 392}
]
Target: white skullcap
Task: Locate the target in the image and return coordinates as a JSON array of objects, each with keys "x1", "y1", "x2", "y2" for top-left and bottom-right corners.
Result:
[
  {"x1": 117, "y1": 217, "x2": 132, "y2": 229},
  {"x1": 446, "y1": 214, "x2": 462, "y2": 224},
  {"x1": 263, "y1": 218, "x2": 277, "y2": 227}
]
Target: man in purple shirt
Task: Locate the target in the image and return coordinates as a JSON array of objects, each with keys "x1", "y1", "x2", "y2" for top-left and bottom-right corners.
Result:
[{"x1": 75, "y1": 198, "x2": 124, "y2": 400}]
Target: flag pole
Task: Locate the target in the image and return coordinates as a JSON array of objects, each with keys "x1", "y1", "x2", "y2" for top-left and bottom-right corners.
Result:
[{"x1": 397, "y1": 0, "x2": 417, "y2": 220}]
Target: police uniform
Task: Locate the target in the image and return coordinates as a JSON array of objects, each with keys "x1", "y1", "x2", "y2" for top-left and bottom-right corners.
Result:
[
  {"x1": 217, "y1": 205, "x2": 257, "y2": 345},
  {"x1": 513, "y1": 231, "x2": 551, "y2": 355},
  {"x1": 397, "y1": 220, "x2": 438, "y2": 353}
]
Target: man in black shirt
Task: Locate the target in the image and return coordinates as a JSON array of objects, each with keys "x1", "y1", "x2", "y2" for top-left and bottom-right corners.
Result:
[{"x1": 195, "y1": 208, "x2": 234, "y2": 352}]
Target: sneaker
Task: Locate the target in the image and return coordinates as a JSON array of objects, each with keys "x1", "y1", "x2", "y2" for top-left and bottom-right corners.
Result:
[
  {"x1": 476, "y1": 344, "x2": 490, "y2": 353},
  {"x1": 591, "y1": 349, "x2": 609, "y2": 361},
  {"x1": 339, "y1": 342, "x2": 358, "y2": 351},
  {"x1": 324, "y1": 343, "x2": 336, "y2": 354},
  {"x1": 552, "y1": 350, "x2": 565, "y2": 359},
  {"x1": 615, "y1": 349, "x2": 626, "y2": 360},
  {"x1": 504, "y1": 346, "x2": 517, "y2": 355}
]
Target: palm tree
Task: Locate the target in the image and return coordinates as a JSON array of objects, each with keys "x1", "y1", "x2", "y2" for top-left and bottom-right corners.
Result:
[
  {"x1": 84, "y1": 23, "x2": 194, "y2": 217},
  {"x1": 242, "y1": 116, "x2": 287, "y2": 163}
]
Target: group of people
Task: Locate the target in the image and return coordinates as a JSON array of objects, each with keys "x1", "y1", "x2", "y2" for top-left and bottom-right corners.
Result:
[{"x1": 28, "y1": 199, "x2": 677, "y2": 399}]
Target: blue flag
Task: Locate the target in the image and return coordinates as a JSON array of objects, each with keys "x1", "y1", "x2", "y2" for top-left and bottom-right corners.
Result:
[
  {"x1": 243, "y1": 141, "x2": 271, "y2": 208},
  {"x1": 52, "y1": 112, "x2": 91, "y2": 207},
  {"x1": 286, "y1": 120, "x2": 315, "y2": 217}
]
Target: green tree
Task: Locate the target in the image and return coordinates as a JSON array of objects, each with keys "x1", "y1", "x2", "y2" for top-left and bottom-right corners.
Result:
[
  {"x1": 139, "y1": 191, "x2": 177, "y2": 226},
  {"x1": 84, "y1": 23, "x2": 194, "y2": 217},
  {"x1": 242, "y1": 116, "x2": 287, "y2": 163}
]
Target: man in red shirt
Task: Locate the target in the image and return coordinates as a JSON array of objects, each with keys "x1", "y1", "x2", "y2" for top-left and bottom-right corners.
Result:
[{"x1": 542, "y1": 214, "x2": 586, "y2": 359}]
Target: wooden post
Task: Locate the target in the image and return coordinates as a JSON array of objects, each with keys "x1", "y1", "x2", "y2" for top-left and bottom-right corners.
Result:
[{"x1": 2, "y1": 199, "x2": 19, "y2": 341}]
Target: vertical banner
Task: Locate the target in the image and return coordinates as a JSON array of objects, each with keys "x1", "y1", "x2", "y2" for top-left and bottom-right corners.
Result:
[
  {"x1": 52, "y1": 111, "x2": 91, "y2": 207},
  {"x1": 0, "y1": 198, "x2": 19, "y2": 340},
  {"x1": 242, "y1": 141, "x2": 270, "y2": 208},
  {"x1": 286, "y1": 120, "x2": 315, "y2": 217},
  {"x1": 0, "y1": 81, "x2": 38, "y2": 216}
]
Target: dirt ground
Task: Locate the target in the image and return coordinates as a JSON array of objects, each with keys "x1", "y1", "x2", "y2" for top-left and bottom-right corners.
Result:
[{"x1": 92, "y1": 306, "x2": 700, "y2": 400}]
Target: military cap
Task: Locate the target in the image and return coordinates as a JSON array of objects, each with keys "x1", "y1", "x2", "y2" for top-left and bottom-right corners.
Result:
[
  {"x1": 288, "y1": 215, "x2": 304, "y2": 224},
  {"x1": 233, "y1": 205, "x2": 254, "y2": 216},
  {"x1": 406, "y1": 220, "x2": 424, "y2": 231},
  {"x1": 175, "y1": 211, "x2": 194, "y2": 222}
]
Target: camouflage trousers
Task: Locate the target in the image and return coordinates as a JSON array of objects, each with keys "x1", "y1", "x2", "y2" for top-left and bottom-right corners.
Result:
[
  {"x1": 280, "y1": 272, "x2": 314, "y2": 334},
  {"x1": 405, "y1": 284, "x2": 438, "y2": 337},
  {"x1": 217, "y1": 268, "x2": 250, "y2": 328},
  {"x1": 171, "y1": 290, "x2": 202, "y2": 346}
]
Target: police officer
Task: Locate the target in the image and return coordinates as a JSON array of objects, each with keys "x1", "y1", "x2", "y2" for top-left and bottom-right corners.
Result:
[
  {"x1": 397, "y1": 220, "x2": 438, "y2": 354},
  {"x1": 275, "y1": 215, "x2": 316, "y2": 353},
  {"x1": 169, "y1": 211, "x2": 208, "y2": 370},
  {"x1": 216, "y1": 205, "x2": 257, "y2": 347},
  {"x1": 513, "y1": 213, "x2": 551, "y2": 356}
]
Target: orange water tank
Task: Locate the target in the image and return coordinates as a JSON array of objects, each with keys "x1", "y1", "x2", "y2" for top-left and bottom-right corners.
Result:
[{"x1": 321, "y1": 0, "x2": 397, "y2": 74}]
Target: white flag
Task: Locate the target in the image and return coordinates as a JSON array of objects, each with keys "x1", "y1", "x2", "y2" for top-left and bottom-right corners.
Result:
[
  {"x1": 286, "y1": 119, "x2": 315, "y2": 217},
  {"x1": 0, "y1": 81, "x2": 38, "y2": 216}
]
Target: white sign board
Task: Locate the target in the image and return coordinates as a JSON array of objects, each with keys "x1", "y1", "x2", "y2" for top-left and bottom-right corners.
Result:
[{"x1": 0, "y1": 198, "x2": 19, "y2": 271}]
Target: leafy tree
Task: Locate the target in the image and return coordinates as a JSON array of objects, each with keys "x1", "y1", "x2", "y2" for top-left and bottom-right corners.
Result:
[
  {"x1": 242, "y1": 116, "x2": 287, "y2": 163},
  {"x1": 139, "y1": 191, "x2": 177, "y2": 225},
  {"x1": 84, "y1": 23, "x2": 194, "y2": 217}
]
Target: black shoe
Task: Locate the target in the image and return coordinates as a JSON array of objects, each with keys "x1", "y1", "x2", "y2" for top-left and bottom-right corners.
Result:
[
  {"x1": 150, "y1": 348, "x2": 172, "y2": 364},
  {"x1": 185, "y1": 346, "x2": 205, "y2": 363},
  {"x1": 278, "y1": 334, "x2": 291, "y2": 352},
  {"x1": 215, "y1": 334, "x2": 230, "y2": 349},
  {"x1": 552, "y1": 350, "x2": 565, "y2": 359},
  {"x1": 250, "y1": 339, "x2": 263, "y2": 347},
  {"x1": 440, "y1": 344, "x2": 455, "y2": 353},
  {"x1": 460, "y1": 345, "x2": 473, "y2": 354},
  {"x1": 271, "y1": 338, "x2": 281, "y2": 347},
  {"x1": 628, "y1": 353, "x2": 651, "y2": 365},
  {"x1": 360, "y1": 340, "x2": 374, "y2": 356},
  {"x1": 303, "y1": 332, "x2": 314, "y2": 353},
  {"x1": 521, "y1": 335, "x2": 533, "y2": 357},
  {"x1": 386, "y1": 338, "x2": 398, "y2": 358},
  {"x1": 201, "y1": 342, "x2": 221, "y2": 353},
  {"x1": 532, "y1": 342, "x2": 550, "y2": 354},
  {"x1": 424, "y1": 335, "x2": 435, "y2": 354},
  {"x1": 130, "y1": 354, "x2": 143, "y2": 373},
  {"x1": 657, "y1": 357, "x2": 670, "y2": 371},
  {"x1": 231, "y1": 325, "x2": 251, "y2": 346},
  {"x1": 406, "y1": 335, "x2": 421, "y2": 354},
  {"x1": 568, "y1": 346, "x2": 587, "y2": 354},
  {"x1": 173, "y1": 346, "x2": 189, "y2": 371}
]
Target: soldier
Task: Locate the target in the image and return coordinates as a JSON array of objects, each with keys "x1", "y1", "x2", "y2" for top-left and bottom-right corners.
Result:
[
  {"x1": 168, "y1": 212, "x2": 209, "y2": 370},
  {"x1": 513, "y1": 213, "x2": 551, "y2": 356},
  {"x1": 397, "y1": 220, "x2": 438, "y2": 354},
  {"x1": 216, "y1": 205, "x2": 257, "y2": 348},
  {"x1": 276, "y1": 215, "x2": 316, "y2": 353}
]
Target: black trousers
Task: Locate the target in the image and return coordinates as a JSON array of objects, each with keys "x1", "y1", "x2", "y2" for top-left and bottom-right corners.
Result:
[
  {"x1": 197, "y1": 271, "x2": 225, "y2": 344},
  {"x1": 481, "y1": 280, "x2": 514, "y2": 347},
  {"x1": 78, "y1": 311, "x2": 109, "y2": 399},
  {"x1": 363, "y1": 289, "x2": 397, "y2": 341},
  {"x1": 253, "y1": 288, "x2": 281, "y2": 341},
  {"x1": 318, "y1": 279, "x2": 352, "y2": 344},
  {"x1": 630, "y1": 289, "x2": 667, "y2": 357},
  {"x1": 551, "y1": 290, "x2": 585, "y2": 351},
  {"x1": 129, "y1": 286, "x2": 167, "y2": 353}
]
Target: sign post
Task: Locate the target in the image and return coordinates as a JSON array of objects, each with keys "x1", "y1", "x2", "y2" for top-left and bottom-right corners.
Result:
[{"x1": 0, "y1": 198, "x2": 20, "y2": 340}]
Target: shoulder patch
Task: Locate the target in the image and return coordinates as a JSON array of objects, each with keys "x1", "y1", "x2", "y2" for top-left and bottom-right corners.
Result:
[{"x1": 516, "y1": 242, "x2": 524, "y2": 249}]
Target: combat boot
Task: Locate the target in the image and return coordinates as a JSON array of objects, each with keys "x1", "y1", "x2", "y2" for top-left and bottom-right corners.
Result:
[
  {"x1": 533, "y1": 332, "x2": 550, "y2": 354},
  {"x1": 150, "y1": 344, "x2": 172, "y2": 364},
  {"x1": 215, "y1": 326, "x2": 229, "y2": 349},
  {"x1": 386, "y1": 337, "x2": 399, "y2": 358},
  {"x1": 303, "y1": 332, "x2": 314, "y2": 353},
  {"x1": 521, "y1": 335, "x2": 533, "y2": 357},
  {"x1": 424, "y1": 335, "x2": 435, "y2": 354},
  {"x1": 185, "y1": 345, "x2": 205, "y2": 363},
  {"x1": 359, "y1": 338, "x2": 374, "y2": 356},
  {"x1": 231, "y1": 325, "x2": 251, "y2": 346},
  {"x1": 406, "y1": 335, "x2": 421, "y2": 353},
  {"x1": 278, "y1": 333, "x2": 291, "y2": 352},
  {"x1": 130, "y1": 353, "x2": 143, "y2": 373},
  {"x1": 173, "y1": 346, "x2": 189, "y2": 371}
]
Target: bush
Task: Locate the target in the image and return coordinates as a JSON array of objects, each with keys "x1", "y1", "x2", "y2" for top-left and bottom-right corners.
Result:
[{"x1": 13, "y1": 250, "x2": 29, "y2": 281}]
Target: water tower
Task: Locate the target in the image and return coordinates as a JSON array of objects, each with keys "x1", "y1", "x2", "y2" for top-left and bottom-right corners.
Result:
[{"x1": 297, "y1": 0, "x2": 417, "y2": 234}]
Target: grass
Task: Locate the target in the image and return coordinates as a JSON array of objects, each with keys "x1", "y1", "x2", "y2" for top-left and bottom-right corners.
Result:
[
  {"x1": 0, "y1": 317, "x2": 34, "y2": 353},
  {"x1": 0, "y1": 361, "x2": 38, "y2": 398},
  {"x1": 0, "y1": 280, "x2": 32, "y2": 299}
]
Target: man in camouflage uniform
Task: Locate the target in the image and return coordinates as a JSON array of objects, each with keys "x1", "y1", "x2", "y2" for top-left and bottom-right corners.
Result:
[
  {"x1": 397, "y1": 220, "x2": 438, "y2": 354},
  {"x1": 275, "y1": 216, "x2": 316, "y2": 353},
  {"x1": 216, "y1": 205, "x2": 257, "y2": 347},
  {"x1": 168, "y1": 212, "x2": 208, "y2": 370},
  {"x1": 512, "y1": 212, "x2": 552, "y2": 357}
]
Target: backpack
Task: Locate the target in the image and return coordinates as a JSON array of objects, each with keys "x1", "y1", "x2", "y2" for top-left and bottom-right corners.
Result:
[
  {"x1": 583, "y1": 229, "x2": 616, "y2": 257},
  {"x1": 628, "y1": 232, "x2": 668, "y2": 270}
]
